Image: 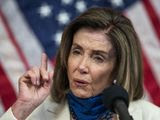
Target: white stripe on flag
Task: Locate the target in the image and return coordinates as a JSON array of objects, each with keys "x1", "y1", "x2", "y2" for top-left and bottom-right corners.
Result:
[
  {"x1": 126, "y1": 1, "x2": 160, "y2": 86},
  {"x1": 152, "y1": 0, "x2": 160, "y2": 19},
  {"x1": 0, "y1": 16, "x2": 26, "y2": 93},
  {"x1": 1, "y1": 0, "x2": 44, "y2": 67}
]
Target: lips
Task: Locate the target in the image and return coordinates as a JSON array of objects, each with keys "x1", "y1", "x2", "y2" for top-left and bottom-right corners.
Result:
[{"x1": 74, "y1": 78, "x2": 89, "y2": 87}]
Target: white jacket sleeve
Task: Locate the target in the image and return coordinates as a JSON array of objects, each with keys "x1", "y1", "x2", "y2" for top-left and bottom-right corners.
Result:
[
  {"x1": 0, "y1": 108, "x2": 17, "y2": 120},
  {"x1": 129, "y1": 99, "x2": 160, "y2": 120},
  {"x1": 141, "y1": 100, "x2": 160, "y2": 120}
]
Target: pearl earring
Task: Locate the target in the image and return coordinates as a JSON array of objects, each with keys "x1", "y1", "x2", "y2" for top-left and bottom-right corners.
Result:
[{"x1": 113, "y1": 79, "x2": 117, "y2": 84}]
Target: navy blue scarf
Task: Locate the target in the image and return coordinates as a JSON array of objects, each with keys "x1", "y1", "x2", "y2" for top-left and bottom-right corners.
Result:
[{"x1": 67, "y1": 92, "x2": 112, "y2": 120}]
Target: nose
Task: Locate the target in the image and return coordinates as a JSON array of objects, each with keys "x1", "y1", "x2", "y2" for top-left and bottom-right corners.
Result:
[{"x1": 78, "y1": 56, "x2": 89, "y2": 74}]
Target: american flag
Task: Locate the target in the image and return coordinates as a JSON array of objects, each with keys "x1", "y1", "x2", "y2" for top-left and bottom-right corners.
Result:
[{"x1": 0, "y1": 0, "x2": 160, "y2": 115}]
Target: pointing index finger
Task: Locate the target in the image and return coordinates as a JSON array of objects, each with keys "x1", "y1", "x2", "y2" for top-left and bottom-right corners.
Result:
[{"x1": 40, "y1": 53, "x2": 48, "y2": 71}]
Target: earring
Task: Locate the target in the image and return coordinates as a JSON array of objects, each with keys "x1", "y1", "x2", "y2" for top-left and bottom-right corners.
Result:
[{"x1": 113, "y1": 79, "x2": 117, "y2": 84}]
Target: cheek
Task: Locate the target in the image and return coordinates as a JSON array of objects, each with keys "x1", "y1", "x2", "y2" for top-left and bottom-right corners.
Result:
[
  {"x1": 86, "y1": 67, "x2": 113, "y2": 96},
  {"x1": 93, "y1": 69, "x2": 112, "y2": 94},
  {"x1": 67, "y1": 57, "x2": 73, "y2": 80},
  {"x1": 92, "y1": 65, "x2": 114, "y2": 85},
  {"x1": 67, "y1": 55, "x2": 79, "y2": 80},
  {"x1": 68, "y1": 56, "x2": 76, "y2": 73}
]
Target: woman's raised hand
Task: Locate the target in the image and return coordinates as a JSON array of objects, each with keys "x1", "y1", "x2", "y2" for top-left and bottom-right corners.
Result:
[{"x1": 12, "y1": 53, "x2": 53, "y2": 120}]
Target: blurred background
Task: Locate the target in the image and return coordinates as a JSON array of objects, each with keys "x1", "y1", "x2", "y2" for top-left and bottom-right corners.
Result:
[{"x1": 0, "y1": 0, "x2": 160, "y2": 115}]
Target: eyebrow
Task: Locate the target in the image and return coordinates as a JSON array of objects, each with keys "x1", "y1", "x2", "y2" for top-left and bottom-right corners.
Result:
[
  {"x1": 92, "y1": 50, "x2": 109, "y2": 56},
  {"x1": 71, "y1": 43, "x2": 83, "y2": 50},
  {"x1": 72, "y1": 43, "x2": 109, "y2": 55},
  {"x1": 72, "y1": 43, "x2": 81, "y2": 47}
]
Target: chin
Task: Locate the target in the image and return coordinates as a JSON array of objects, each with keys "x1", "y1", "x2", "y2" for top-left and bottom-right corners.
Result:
[{"x1": 71, "y1": 89, "x2": 92, "y2": 98}]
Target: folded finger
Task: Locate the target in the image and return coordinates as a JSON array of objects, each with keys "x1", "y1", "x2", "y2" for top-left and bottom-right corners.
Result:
[
  {"x1": 43, "y1": 70, "x2": 54, "y2": 88},
  {"x1": 23, "y1": 70, "x2": 37, "y2": 85}
]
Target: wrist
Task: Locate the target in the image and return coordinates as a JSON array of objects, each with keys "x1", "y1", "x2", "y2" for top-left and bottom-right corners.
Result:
[{"x1": 11, "y1": 99, "x2": 36, "y2": 120}]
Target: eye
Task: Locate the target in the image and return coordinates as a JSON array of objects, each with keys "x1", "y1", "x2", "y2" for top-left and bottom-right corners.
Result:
[
  {"x1": 93, "y1": 55, "x2": 105, "y2": 63},
  {"x1": 71, "y1": 48, "x2": 81, "y2": 55}
]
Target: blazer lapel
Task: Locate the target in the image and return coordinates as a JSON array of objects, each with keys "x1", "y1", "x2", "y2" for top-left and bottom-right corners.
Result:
[
  {"x1": 44, "y1": 97, "x2": 70, "y2": 120},
  {"x1": 56, "y1": 102, "x2": 70, "y2": 120}
]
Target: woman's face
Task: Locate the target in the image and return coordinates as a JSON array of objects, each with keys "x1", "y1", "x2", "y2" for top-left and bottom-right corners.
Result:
[{"x1": 67, "y1": 28, "x2": 116, "y2": 98}]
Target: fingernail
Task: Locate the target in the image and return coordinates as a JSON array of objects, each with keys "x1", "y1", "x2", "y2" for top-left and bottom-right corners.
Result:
[
  {"x1": 37, "y1": 80, "x2": 40, "y2": 85},
  {"x1": 43, "y1": 75, "x2": 48, "y2": 80},
  {"x1": 33, "y1": 78, "x2": 36, "y2": 85}
]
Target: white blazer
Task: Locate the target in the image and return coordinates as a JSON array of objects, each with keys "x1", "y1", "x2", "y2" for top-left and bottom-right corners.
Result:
[{"x1": 1, "y1": 96, "x2": 160, "y2": 120}]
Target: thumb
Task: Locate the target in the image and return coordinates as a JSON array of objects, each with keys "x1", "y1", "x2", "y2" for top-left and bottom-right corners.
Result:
[
  {"x1": 49, "y1": 70, "x2": 54, "y2": 81},
  {"x1": 43, "y1": 70, "x2": 53, "y2": 88},
  {"x1": 45, "y1": 70, "x2": 54, "y2": 87}
]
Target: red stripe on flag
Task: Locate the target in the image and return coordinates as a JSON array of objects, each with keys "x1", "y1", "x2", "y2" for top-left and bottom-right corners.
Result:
[
  {"x1": 51, "y1": 57, "x2": 56, "y2": 66},
  {"x1": 142, "y1": 0, "x2": 160, "y2": 39},
  {"x1": 0, "y1": 63, "x2": 17, "y2": 110},
  {"x1": 0, "y1": 10, "x2": 29, "y2": 70},
  {"x1": 142, "y1": 0, "x2": 160, "y2": 106},
  {"x1": 143, "y1": 53, "x2": 160, "y2": 106}
]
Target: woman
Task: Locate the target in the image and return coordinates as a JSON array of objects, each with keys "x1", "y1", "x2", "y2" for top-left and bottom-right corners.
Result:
[{"x1": 1, "y1": 7, "x2": 160, "y2": 120}]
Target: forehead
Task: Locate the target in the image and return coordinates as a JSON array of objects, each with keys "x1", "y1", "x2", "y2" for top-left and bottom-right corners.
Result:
[{"x1": 72, "y1": 28, "x2": 113, "y2": 52}]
